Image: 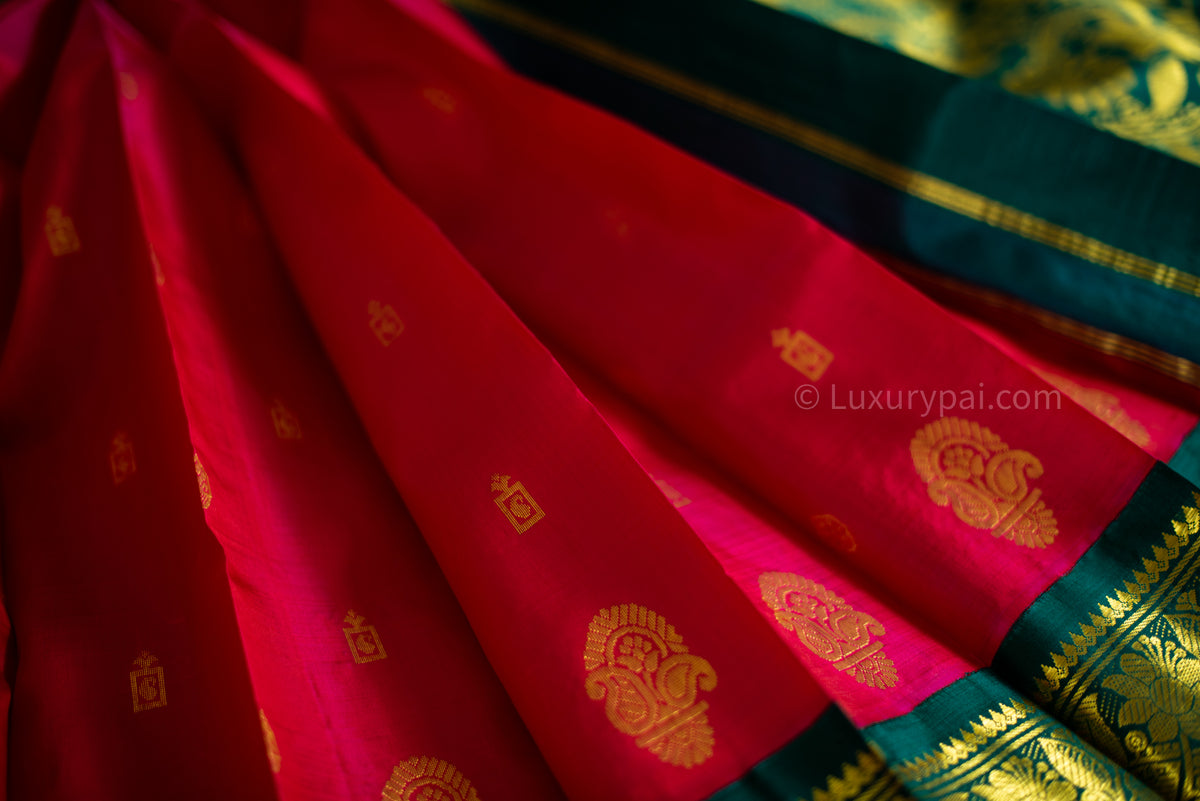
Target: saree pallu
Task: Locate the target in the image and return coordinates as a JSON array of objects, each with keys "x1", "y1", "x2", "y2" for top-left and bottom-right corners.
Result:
[{"x1": 1, "y1": 1, "x2": 1200, "y2": 800}]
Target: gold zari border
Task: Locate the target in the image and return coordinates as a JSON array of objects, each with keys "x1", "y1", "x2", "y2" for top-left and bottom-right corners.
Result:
[
  {"x1": 452, "y1": 0, "x2": 1200, "y2": 302},
  {"x1": 1037, "y1": 495, "x2": 1200, "y2": 704}
]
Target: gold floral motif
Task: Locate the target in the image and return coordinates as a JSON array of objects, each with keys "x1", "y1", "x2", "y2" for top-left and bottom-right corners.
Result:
[
  {"x1": 749, "y1": 0, "x2": 1200, "y2": 166},
  {"x1": 584, "y1": 603, "x2": 717, "y2": 767},
  {"x1": 911, "y1": 417, "x2": 1058, "y2": 548},
  {"x1": 270, "y1": 399, "x2": 303, "y2": 440},
  {"x1": 382, "y1": 756, "x2": 479, "y2": 801},
  {"x1": 194, "y1": 452, "x2": 212, "y2": 510},
  {"x1": 772, "y1": 327, "x2": 833, "y2": 380},
  {"x1": 968, "y1": 738, "x2": 1131, "y2": 801},
  {"x1": 343, "y1": 610, "x2": 387, "y2": 664},
  {"x1": 44, "y1": 206, "x2": 80, "y2": 256},
  {"x1": 109, "y1": 431, "x2": 136, "y2": 486},
  {"x1": 1036, "y1": 494, "x2": 1200, "y2": 801},
  {"x1": 894, "y1": 701, "x2": 1151, "y2": 800},
  {"x1": 259, "y1": 709, "x2": 281, "y2": 774},
  {"x1": 130, "y1": 651, "x2": 167, "y2": 713},
  {"x1": 490, "y1": 474, "x2": 545, "y2": 533},
  {"x1": 810, "y1": 514, "x2": 858, "y2": 553},
  {"x1": 368, "y1": 300, "x2": 404, "y2": 346},
  {"x1": 653, "y1": 477, "x2": 692, "y2": 508},
  {"x1": 759, "y1": 572, "x2": 897, "y2": 688},
  {"x1": 1104, "y1": 635, "x2": 1200, "y2": 744},
  {"x1": 1036, "y1": 372, "x2": 1151, "y2": 449},
  {"x1": 422, "y1": 87, "x2": 458, "y2": 114}
]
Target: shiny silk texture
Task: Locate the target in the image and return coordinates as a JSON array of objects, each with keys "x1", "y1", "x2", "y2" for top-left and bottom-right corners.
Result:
[{"x1": 0, "y1": 0, "x2": 1187, "y2": 800}]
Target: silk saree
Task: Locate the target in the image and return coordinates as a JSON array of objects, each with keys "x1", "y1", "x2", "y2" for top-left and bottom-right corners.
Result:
[{"x1": 1, "y1": 1, "x2": 1199, "y2": 800}]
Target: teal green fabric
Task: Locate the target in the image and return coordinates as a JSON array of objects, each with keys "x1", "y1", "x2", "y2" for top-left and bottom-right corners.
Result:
[
  {"x1": 1169, "y1": 423, "x2": 1200, "y2": 487},
  {"x1": 993, "y1": 462, "x2": 1198, "y2": 686},
  {"x1": 460, "y1": 0, "x2": 1200, "y2": 367},
  {"x1": 706, "y1": 464, "x2": 1197, "y2": 799},
  {"x1": 707, "y1": 705, "x2": 907, "y2": 800},
  {"x1": 865, "y1": 670, "x2": 1160, "y2": 800}
]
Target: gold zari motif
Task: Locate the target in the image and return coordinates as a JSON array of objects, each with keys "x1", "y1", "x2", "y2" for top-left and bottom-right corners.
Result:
[
  {"x1": 750, "y1": 0, "x2": 1200, "y2": 167},
  {"x1": 894, "y1": 700, "x2": 1153, "y2": 799},
  {"x1": 109, "y1": 431, "x2": 136, "y2": 486},
  {"x1": 1037, "y1": 495, "x2": 1200, "y2": 801},
  {"x1": 194, "y1": 452, "x2": 212, "y2": 509},
  {"x1": 759, "y1": 572, "x2": 897, "y2": 688},
  {"x1": 911, "y1": 417, "x2": 1058, "y2": 548},
  {"x1": 259, "y1": 709, "x2": 281, "y2": 774},
  {"x1": 150, "y1": 246, "x2": 165, "y2": 286},
  {"x1": 343, "y1": 610, "x2": 387, "y2": 664},
  {"x1": 44, "y1": 206, "x2": 80, "y2": 256},
  {"x1": 118, "y1": 71, "x2": 138, "y2": 101},
  {"x1": 130, "y1": 651, "x2": 167, "y2": 713},
  {"x1": 423, "y1": 87, "x2": 458, "y2": 114},
  {"x1": 382, "y1": 756, "x2": 479, "y2": 801},
  {"x1": 490, "y1": 474, "x2": 545, "y2": 533},
  {"x1": 1038, "y1": 371, "x2": 1152, "y2": 449},
  {"x1": 804, "y1": 749, "x2": 914, "y2": 801},
  {"x1": 653, "y1": 477, "x2": 692, "y2": 508},
  {"x1": 368, "y1": 300, "x2": 404, "y2": 346},
  {"x1": 584, "y1": 603, "x2": 717, "y2": 767},
  {"x1": 772, "y1": 327, "x2": 833, "y2": 380},
  {"x1": 270, "y1": 399, "x2": 303, "y2": 440},
  {"x1": 811, "y1": 514, "x2": 858, "y2": 553}
]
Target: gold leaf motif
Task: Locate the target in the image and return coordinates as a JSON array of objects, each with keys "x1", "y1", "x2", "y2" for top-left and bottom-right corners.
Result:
[
  {"x1": 583, "y1": 603, "x2": 717, "y2": 767},
  {"x1": 259, "y1": 710, "x2": 281, "y2": 774},
  {"x1": 1164, "y1": 613, "x2": 1200, "y2": 658},
  {"x1": 44, "y1": 206, "x2": 80, "y2": 257},
  {"x1": 893, "y1": 700, "x2": 1035, "y2": 782},
  {"x1": 911, "y1": 417, "x2": 1057, "y2": 548},
  {"x1": 109, "y1": 431, "x2": 136, "y2": 486},
  {"x1": 810, "y1": 514, "x2": 858, "y2": 553},
  {"x1": 653, "y1": 477, "x2": 691, "y2": 508},
  {"x1": 805, "y1": 748, "x2": 914, "y2": 801},
  {"x1": 422, "y1": 87, "x2": 458, "y2": 114},
  {"x1": 1037, "y1": 371, "x2": 1151, "y2": 449},
  {"x1": 772, "y1": 327, "x2": 833, "y2": 380},
  {"x1": 759, "y1": 572, "x2": 896, "y2": 688},
  {"x1": 368, "y1": 300, "x2": 404, "y2": 346},
  {"x1": 1075, "y1": 693, "x2": 1127, "y2": 764},
  {"x1": 270, "y1": 399, "x2": 303, "y2": 440},
  {"x1": 343, "y1": 610, "x2": 387, "y2": 664},
  {"x1": 1039, "y1": 735, "x2": 1124, "y2": 796},
  {"x1": 490, "y1": 474, "x2": 545, "y2": 533},
  {"x1": 118, "y1": 71, "x2": 138, "y2": 101},
  {"x1": 382, "y1": 756, "x2": 479, "y2": 801},
  {"x1": 149, "y1": 246, "x2": 165, "y2": 286},
  {"x1": 129, "y1": 651, "x2": 167, "y2": 713},
  {"x1": 194, "y1": 452, "x2": 212, "y2": 510},
  {"x1": 1148, "y1": 57, "x2": 1188, "y2": 112}
]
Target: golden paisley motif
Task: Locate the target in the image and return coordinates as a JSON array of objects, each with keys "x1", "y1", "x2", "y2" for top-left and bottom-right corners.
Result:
[{"x1": 583, "y1": 603, "x2": 717, "y2": 768}]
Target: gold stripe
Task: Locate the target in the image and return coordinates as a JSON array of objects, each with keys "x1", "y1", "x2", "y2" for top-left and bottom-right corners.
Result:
[
  {"x1": 890, "y1": 262, "x2": 1200, "y2": 390},
  {"x1": 920, "y1": 724, "x2": 1048, "y2": 795},
  {"x1": 454, "y1": 0, "x2": 1200, "y2": 301}
]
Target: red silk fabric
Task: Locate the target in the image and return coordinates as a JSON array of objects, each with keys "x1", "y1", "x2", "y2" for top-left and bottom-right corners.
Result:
[{"x1": 0, "y1": 0, "x2": 1193, "y2": 799}]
